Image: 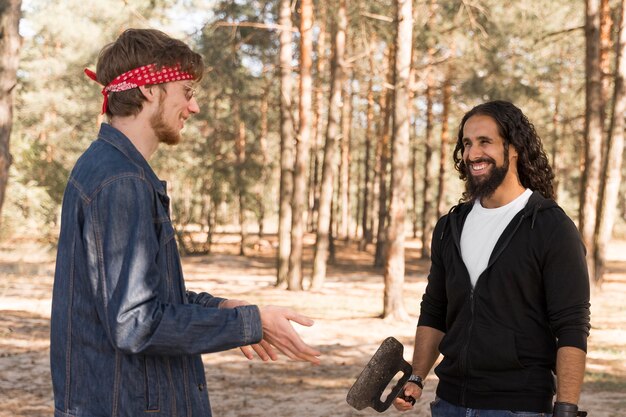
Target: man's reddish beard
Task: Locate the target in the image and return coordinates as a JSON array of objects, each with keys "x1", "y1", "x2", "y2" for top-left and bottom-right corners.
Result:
[{"x1": 150, "y1": 95, "x2": 181, "y2": 145}]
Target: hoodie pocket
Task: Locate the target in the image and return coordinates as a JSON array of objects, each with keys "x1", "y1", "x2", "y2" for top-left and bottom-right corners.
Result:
[{"x1": 469, "y1": 323, "x2": 523, "y2": 371}]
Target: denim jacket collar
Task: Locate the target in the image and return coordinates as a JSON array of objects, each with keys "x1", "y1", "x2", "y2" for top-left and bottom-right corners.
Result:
[{"x1": 97, "y1": 123, "x2": 167, "y2": 196}]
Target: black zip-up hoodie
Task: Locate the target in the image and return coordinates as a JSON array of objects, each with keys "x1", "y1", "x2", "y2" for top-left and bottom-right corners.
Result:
[{"x1": 418, "y1": 191, "x2": 591, "y2": 412}]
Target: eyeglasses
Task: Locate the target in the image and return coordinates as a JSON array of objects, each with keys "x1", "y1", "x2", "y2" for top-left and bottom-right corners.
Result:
[{"x1": 183, "y1": 85, "x2": 197, "y2": 101}]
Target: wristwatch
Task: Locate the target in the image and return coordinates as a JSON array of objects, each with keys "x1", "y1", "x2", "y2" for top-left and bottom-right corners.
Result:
[
  {"x1": 407, "y1": 375, "x2": 424, "y2": 390},
  {"x1": 553, "y1": 402, "x2": 587, "y2": 417}
]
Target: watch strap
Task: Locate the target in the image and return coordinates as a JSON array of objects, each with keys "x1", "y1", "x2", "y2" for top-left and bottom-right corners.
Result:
[
  {"x1": 553, "y1": 402, "x2": 587, "y2": 417},
  {"x1": 407, "y1": 375, "x2": 424, "y2": 390}
]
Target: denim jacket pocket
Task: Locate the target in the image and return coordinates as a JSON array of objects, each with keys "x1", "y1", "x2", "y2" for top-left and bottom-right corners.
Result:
[
  {"x1": 154, "y1": 217, "x2": 178, "y2": 301},
  {"x1": 156, "y1": 216, "x2": 175, "y2": 246},
  {"x1": 144, "y1": 355, "x2": 160, "y2": 411}
]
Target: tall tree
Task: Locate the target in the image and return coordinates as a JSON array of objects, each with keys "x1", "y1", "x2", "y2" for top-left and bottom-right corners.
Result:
[
  {"x1": 311, "y1": 0, "x2": 347, "y2": 290},
  {"x1": 359, "y1": 36, "x2": 377, "y2": 249},
  {"x1": 414, "y1": 0, "x2": 439, "y2": 258},
  {"x1": 580, "y1": 0, "x2": 604, "y2": 282},
  {"x1": 595, "y1": 0, "x2": 626, "y2": 284},
  {"x1": 374, "y1": 46, "x2": 394, "y2": 267},
  {"x1": 599, "y1": 0, "x2": 613, "y2": 125},
  {"x1": 338, "y1": 66, "x2": 353, "y2": 240},
  {"x1": 308, "y1": 0, "x2": 328, "y2": 233},
  {"x1": 276, "y1": 0, "x2": 294, "y2": 287},
  {"x1": 235, "y1": 117, "x2": 247, "y2": 255},
  {"x1": 288, "y1": 0, "x2": 313, "y2": 290},
  {"x1": 383, "y1": 0, "x2": 412, "y2": 320},
  {"x1": 437, "y1": 55, "x2": 454, "y2": 218},
  {"x1": 0, "y1": 0, "x2": 21, "y2": 221},
  {"x1": 255, "y1": 85, "x2": 271, "y2": 238},
  {"x1": 420, "y1": 26, "x2": 436, "y2": 259}
]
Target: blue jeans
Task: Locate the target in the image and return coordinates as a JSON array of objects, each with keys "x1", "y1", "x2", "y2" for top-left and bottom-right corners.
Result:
[{"x1": 431, "y1": 397, "x2": 552, "y2": 417}]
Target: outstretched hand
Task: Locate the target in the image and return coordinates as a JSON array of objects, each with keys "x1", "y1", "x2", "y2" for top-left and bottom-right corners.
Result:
[
  {"x1": 259, "y1": 305, "x2": 321, "y2": 365},
  {"x1": 219, "y1": 299, "x2": 278, "y2": 361}
]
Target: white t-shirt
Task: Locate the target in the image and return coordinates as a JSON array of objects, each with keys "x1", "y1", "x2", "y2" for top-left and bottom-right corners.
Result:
[{"x1": 460, "y1": 189, "x2": 533, "y2": 287}]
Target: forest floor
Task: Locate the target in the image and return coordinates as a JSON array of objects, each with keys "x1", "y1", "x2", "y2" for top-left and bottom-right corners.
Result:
[{"x1": 1, "y1": 233, "x2": 625, "y2": 417}]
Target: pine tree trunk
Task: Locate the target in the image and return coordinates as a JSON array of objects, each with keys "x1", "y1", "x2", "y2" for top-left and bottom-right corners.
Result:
[
  {"x1": 383, "y1": 0, "x2": 412, "y2": 320},
  {"x1": 580, "y1": 0, "x2": 604, "y2": 282},
  {"x1": 206, "y1": 197, "x2": 216, "y2": 254},
  {"x1": 236, "y1": 119, "x2": 246, "y2": 256},
  {"x1": 595, "y1": 0, "x2": 626, "y2": 285},
  {"x1": 411, "y1": 141, "x2": 418, "y2": 239},
  {"x1": 338, "y1": 71, "x2": 352, "y2": 240},
  {"x1": 355, "y1": 149, "x2": 363, "y2": 241},
  {"x1": 288, "y1": 0, "x2": 314, "y2": 291},
  {"x1": 420, "y1": 0, "x2": 437, "y2": 259},
  {"x1": 550, "y1": 68, "x2": 562, "y2": 201},
  {"x1": 0, "y1": 0, "x2": 21, "y2": 221},
  {"x1": 277, "y1": 0, "x2": 295, "y2": 286},
  {"x1": 257, "y1": 89, "x2": 270, "y2": 238},
  {"x1": 374, "y1": 47, "x2": 394, "y2": 267},
  {"x1": 600, "y1": 0, "x2": 613, "y2": 132},
  {"x1": 420, "y1": 71, "x2": 435, "y2": 259},
  {"x1": 311, "y1": 0, "x2": 347, "y2": 290},
  {"x1": 370, "y1": 121, "x2": 381, "y2": 246},
  {"x1": 436, "y1": 57, "x2": 453, "y2": 219},
  {"x1": 359, "y1": 51, "x2": 375, "y2": 249},
  {"x1": 309, "y1": 0, "x2": 327, "y2": 233}
]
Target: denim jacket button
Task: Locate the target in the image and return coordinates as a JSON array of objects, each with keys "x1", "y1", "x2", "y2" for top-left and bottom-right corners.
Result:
[{"x1": 198, "y1": 383, "x2": 205, "y2": 391}]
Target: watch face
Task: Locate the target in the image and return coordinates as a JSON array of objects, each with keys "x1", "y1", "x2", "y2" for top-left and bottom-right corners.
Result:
[{"x1": 408, "y1": 375, "x2": 423, "y2": 388}]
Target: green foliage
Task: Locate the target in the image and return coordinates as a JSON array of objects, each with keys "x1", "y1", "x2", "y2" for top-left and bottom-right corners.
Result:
[
  {"x1": 4, "y1": 0, "x2": 614, "y2": 241},
  {"x1": 6, "y1": 0, "x2": 181, "y2": 238}
]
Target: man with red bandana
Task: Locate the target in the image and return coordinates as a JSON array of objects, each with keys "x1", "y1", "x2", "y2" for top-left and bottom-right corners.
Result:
[
  {"x1": 51, "y1": 29, "x2": 320, "y2": 417},
  {"x1": 393, "y1": 101, "x2": 590, "y2": 417}
]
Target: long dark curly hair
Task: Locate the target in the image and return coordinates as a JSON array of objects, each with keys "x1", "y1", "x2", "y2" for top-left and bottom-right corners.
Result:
[{"x1": 453, "y1": 100, "x2": 555, "y2": 201}]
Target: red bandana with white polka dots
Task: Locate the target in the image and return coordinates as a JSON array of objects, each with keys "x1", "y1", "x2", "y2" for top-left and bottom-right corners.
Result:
[{"x1": 84, "y1": 64, "x2": 194, "y2": 114}]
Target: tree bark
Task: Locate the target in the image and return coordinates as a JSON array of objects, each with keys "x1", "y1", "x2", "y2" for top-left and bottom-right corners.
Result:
[
  {"x1": 257, "y1": 88, "x2": 270, "y2": 238},
  {"x1": 420, "y1": 0, "x2": 438, "y2": 259},
  {"x1": 595, "y1": 0, "x2": 626, "y2": 285},
  {"x1": 600, "y1": 0, "x2": 613, "y2": 127},
  {"x1": 288, "y1": 0, "x2": 314, "y2": 291},
  {"x1": 311, "y1": 0, "x2": 347, "y2": 290},
  {"x1": 420, "y1": 64, "x2": 435, "y2": 259},
  {"x1": 437, "y1": 57, "x2": 453, "y2": 219},
  {"x1": 276, "y1": 0, "x2": 295, "y2": 286},
  {"x1": 236, "y1": 120, "x2": 246, "y2": 256},
  {"x1": 0, "y1": 0, "x2": 21, "y2": 221},
  {"x1": 383, "y1": 0, "x2": 412, "y2": 320},
  {"x1": 355, "y1": 146, "x2": 363, "y2": 241},
  {"x1": 206, "y1": 197, "x2": 216, "y2": 254},
  {"x1": 550, "y1": 63, "x2": 562, "y2": 201},
  {"x1": 374, "y1": 46, "x2": 394, "y2": 267},
  {"x1": 580, "y1": 0, "x2": 604, "y2": 283},
  {"x1": 359, "y1": 45, "x2": 376, "y2": 249},
  {"x1": 338, "y1": 69, "x2": 352, "y2": 240},
  {"x1": 411, "y1": 140, "x2": 418, "y2": 238},
  {"x1": 308, "y1": 0, "x2": 327, "y2": 233}
]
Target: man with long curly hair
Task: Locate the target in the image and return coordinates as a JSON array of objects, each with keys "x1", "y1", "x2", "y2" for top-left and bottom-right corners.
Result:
[{"x1": 394, "y1": 101, "x2": 590, "y2": 416}]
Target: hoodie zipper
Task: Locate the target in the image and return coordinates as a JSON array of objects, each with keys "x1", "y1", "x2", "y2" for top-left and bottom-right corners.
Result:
[
  {"x1": 458, "y1": 287, "x2": 475, "y2": 406},
  {"x1": 454, "y1": 211, "x2": 528, "y2": 406}
]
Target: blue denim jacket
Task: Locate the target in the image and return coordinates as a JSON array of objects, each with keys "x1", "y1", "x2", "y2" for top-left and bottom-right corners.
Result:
[{"x1": 51, "y1": 123, "x2": 263, "y2": 417}]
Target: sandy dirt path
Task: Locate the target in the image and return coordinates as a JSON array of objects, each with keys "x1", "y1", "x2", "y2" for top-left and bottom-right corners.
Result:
[{"x1": 1, "y1": 236, "x2": 624, "y2": 416}]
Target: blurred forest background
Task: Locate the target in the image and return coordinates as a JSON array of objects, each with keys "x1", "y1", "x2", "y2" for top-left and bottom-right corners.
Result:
[{"x1": 1, "y1": 0, "x2": 625, "y2": 319}]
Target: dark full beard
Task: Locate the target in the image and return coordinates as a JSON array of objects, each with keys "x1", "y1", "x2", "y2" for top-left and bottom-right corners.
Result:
[
  {"x1": 466, "y1": 162, "x2": 509, "y2": 201},
  {"x1": 150, "y1": 100, "x2": 181, "y2": 145},
  {"x1": 465, "y1": 149, "x2": 511, "y2": 202}
]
